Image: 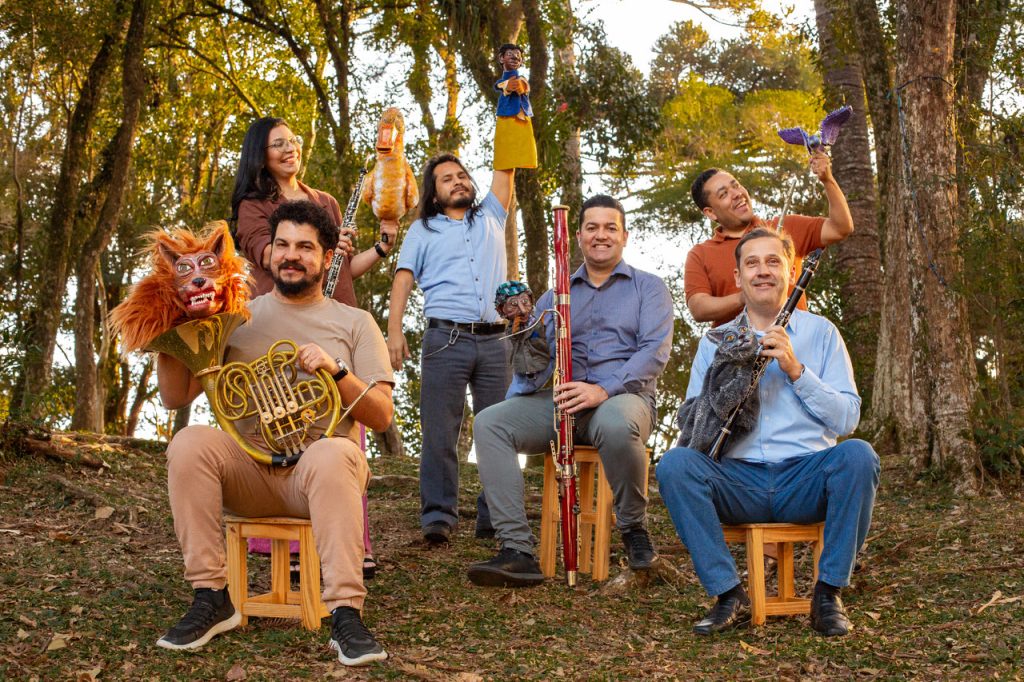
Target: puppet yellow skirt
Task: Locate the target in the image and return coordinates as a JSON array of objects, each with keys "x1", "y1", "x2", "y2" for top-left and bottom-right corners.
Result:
[{"x1": 493, "y1": 116, "x2": 538, "y2": 170}]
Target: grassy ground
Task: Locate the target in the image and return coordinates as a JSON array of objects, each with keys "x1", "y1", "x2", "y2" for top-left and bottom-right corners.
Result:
[{"x1": 1, "y1": 437, "x2": 1023, "y2": 681}]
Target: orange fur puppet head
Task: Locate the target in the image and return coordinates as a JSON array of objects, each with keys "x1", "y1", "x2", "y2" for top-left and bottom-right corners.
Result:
[{"x1": 109, "y1": 220, "x2": 252, "y2": 354}]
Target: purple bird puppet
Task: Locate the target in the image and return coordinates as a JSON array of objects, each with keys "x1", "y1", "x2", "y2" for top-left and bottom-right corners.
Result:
[{"x1": 778, "y1": 105, "x2": 853, "y2": 155}]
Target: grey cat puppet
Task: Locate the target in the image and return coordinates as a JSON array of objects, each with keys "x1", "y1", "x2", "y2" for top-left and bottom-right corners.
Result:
[{"x1": 675, "y1": 315, "x2": 761, "y2": 456}]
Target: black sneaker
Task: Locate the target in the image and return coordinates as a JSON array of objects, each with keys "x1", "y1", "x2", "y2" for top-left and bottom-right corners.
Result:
[
  {"x1": 156, "y1": 587, "x2": 241, "y2": 650},
  {"x1": 329, "y1": 606, "x2": 388, "y2": 666},
  {"x1": 467, "y1": 547, "x2": 545, "y2": 587},
  {"x1": 423, "y1": 521, "x2": 452, "y2": 545},
  {"x1": 474, "y1": 526, "x2": 496, "y2": 540},
  {"x1": 622, "y1": 527, "x2": 657, "y2": 570}
]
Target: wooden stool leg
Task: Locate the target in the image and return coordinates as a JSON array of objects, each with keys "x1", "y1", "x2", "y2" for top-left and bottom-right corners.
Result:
[
  {"x1": 592, "y1": 463, "x2": 613, "y2": 582},
  {"x1": 270, "y1": 538, "x2": 291, "y2": 603},
  {"x1": 225, "y1": 523, "x2": 248, "y2": 627},
  {"x1": 578, "y1": 459, "x2": 597, "y2": 574},
  {"x1": 777, "y1": 541, "x2": 795, "y2": 600},
  {"x1": 746, "y1": 527, "x2": 767, "y2": 626},
  {"x1": 298, "y1": 525, "x2": 322, "y2": 630},
  {"x1": 812, "y1": 524, "x2": 824, "y2": 584},
  {"x1": 539, "y1": 455, "x2": 558, "y2": 578}
]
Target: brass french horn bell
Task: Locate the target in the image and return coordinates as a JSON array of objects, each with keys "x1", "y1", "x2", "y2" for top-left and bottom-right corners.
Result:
[{"x1": 147, "y1": 312, "x2": 342, "y2": 467}]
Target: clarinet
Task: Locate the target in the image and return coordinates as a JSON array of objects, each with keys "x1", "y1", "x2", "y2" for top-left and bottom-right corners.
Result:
[
  {"x1": 324, "y1": 157, "x2": 371, "y2": 298},
  {"x1": 548, "y1": 204, "x2": 580, "y2": 586},
  {"x1": 706, "y1": 248, "x2": 824, "y2": 461}
]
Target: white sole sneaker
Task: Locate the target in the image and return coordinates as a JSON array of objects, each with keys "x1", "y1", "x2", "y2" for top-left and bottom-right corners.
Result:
[
  {"x1": 155, "y1": 610, "x2": 242, "y2": 650},
  {"x1": 330, "y1": 639, "x2": 389, "y2": 666}
]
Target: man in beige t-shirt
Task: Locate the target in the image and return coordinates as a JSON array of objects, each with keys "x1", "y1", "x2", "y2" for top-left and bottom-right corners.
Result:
[{"x1": 154, "y1": 201, "x2": 394, "y2": 666}]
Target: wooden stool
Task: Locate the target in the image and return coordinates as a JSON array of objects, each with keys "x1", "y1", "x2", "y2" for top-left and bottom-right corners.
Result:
[
  {"x1": 539, "y1": 445, "x2": 650, "y2": 582},
  {"x1": 721, "y1": 523, "x2": 824, "y2": 626},
  {"x1": 224, "y1": 516, "x2": 330, "y2": 630}
]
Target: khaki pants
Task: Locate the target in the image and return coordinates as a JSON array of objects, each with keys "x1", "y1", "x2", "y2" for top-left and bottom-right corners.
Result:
[{"x1": 166, "y1": 425, "x2": 369, "y2": 611}]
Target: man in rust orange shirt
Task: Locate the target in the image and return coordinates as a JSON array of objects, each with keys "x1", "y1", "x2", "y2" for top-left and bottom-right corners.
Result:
[{"x1": 684, "y1": 153, "x2": 854, "y2": 328}]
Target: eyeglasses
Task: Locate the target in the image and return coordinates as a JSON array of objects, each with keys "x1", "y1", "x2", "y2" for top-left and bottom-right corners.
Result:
[{"x1": 266, "y1": 135, "x2": 303, "y2": 152}]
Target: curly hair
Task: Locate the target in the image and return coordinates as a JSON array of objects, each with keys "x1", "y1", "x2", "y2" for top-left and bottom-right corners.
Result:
[{"x1": 109, "y1": 221, "x2": 252, "y2": 354}]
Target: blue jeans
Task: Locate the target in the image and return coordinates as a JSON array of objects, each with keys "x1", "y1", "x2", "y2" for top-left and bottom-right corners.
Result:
[
  {"x1": 656, "y1": 440, "x2": 879, "y2": 596},
  {"x1": 419, "y1": 326, "x2": 511, "y2": 530}
]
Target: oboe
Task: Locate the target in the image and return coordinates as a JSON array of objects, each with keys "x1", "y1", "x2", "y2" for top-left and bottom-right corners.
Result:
[
  {"x1": 324, "y1": 156, "x2": 372, "y2": 298},
  {"x1": 706, "y1": 248, "x2": 824, "y2": 461},
  {"x1": 549, "y1": 204, "x2": 580, "y2": 586}
]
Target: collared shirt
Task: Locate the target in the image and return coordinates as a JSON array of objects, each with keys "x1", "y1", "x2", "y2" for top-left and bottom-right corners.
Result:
[
  {"x1": 495, "y1": 69, "x2": 533, "y2": 118},
  {"x1": 508, "y1": 259, "x2": 673, "y2": 409},
  {"x1": 396, "y1": 191, "x2": 508, "y2": 323},
  {"x1": 686, "y1": 308, "x2": 861, "y2": 463},
  {"x1": 683, "y1": 214, "x2": 824, "y2": 327}
]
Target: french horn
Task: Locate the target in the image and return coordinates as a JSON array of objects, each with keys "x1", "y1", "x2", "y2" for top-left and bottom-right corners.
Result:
[{"x1": 148, "y1": 312, "x2": 372, "y2": 466}]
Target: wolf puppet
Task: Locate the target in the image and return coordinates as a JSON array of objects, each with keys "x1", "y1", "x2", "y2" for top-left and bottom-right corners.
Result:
[{"x1": 109, "y1": 220, "x2": 252, "y2": 354}]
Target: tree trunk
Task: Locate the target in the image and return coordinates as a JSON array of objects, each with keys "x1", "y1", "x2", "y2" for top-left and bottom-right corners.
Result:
[
  {"x1": 892, "y1": 0, "x2": 980, "y2": 494},
  {"x1": 552, "y1": 0, "x2": 584, "y2": 270},
  {"x1": 373, "y1": 421, "x2": 406, "y2": 458},
  {"x1": 516, "y1": 169, "x2": 550, "y2": 294},
  {"x1": 124, "y1": 358, "x2": 155, "y2": 437},
  {"x1": 813, "y1": 0, "x2": 883, "y2": 405},
  {"x1": 72, "y1": 0, "x2": 148, "y2": 432},
  {"x1": 12, "y1": 0, "x2": 129, "y2": 417}
]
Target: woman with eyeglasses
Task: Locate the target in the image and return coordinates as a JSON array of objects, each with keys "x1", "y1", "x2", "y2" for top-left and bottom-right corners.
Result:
[
  {"x1": 230, "y1": 116, "x2": 397, "y2": 306},
  {"x1": 230, "y1": 116, "x2": 390, "y2": 580}
]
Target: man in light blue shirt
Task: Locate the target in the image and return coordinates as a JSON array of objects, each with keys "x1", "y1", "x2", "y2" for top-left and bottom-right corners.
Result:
[
  {"x1": 467, "y1": 195, "x2": 673, "y2": 587},
  {"x1": 657, "y1": 228, "x2": 879, "y2": 637},
  {"x1": 387, "y1": 154, "x2": 514, "y2": 544}
]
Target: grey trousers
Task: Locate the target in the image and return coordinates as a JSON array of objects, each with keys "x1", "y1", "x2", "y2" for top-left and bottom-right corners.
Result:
[
  {"x1": 419, "y1": 326, "x2": 511, "y2": 530},
  {"x1": 474, "y1": 390, "x2": 655, "y2": 555}
]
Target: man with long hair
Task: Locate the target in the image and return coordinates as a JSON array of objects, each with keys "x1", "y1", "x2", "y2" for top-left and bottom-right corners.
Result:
[{"x1": 386, "y1": 154, "x2": 515, "y2": 544}]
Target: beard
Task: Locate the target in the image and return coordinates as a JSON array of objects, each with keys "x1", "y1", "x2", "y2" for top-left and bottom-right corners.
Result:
[
  {"x1": 441, "y1": 186, "x2": 476, "y2": 209},
  {"x1": 272, "y1": 261, "x2": 325, "y2": 297}
]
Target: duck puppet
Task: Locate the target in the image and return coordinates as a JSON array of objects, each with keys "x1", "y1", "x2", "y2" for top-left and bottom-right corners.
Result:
[{"x1": 362, "y1": 107, "x2": 419, "y2": 237}]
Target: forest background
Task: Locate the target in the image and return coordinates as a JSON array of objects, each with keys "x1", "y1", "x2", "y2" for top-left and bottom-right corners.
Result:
[{"x1": 0, "y1": 0, "x2": 1021, "y2": 501}]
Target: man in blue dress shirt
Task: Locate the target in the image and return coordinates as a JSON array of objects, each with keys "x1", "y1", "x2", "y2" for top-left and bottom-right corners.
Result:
[
  {"x1": 467, "y1": 194, "x2": 674, "y2": 587},
  {"x1": 657, "y1": 228, "x2": 879, "y2": 637},
  {"x1": 387, "y1": 154, "x2": 514, "y2": 544}
]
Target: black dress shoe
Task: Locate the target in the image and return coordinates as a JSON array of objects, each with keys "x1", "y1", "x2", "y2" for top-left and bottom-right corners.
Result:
[
  {"x1": 621, "y1": 527, "x2": 657, "y2": 570},
  {"x1": 693, "y1": 586, "x2": 751, "y2": 635},
  {"x1": 810, "y1": 582, "x2": 851, "y2": 637},
  {"x1": 467, "y1": 547, "x2": 545, "y2": 587},
  {"x1": 474, "y1": 527, "x2": 496, "y2": 540},
  {"x1": 423, "y1": 521, "x2": 451, "y2": 545}
]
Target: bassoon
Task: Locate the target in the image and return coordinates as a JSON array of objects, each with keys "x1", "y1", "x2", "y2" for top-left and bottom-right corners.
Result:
[
  {"x1": 324, "y1": 156, "x2": 372, "y2": 298},
  {"x1": 549, "y1": 204, "x2": 580, "y2": 586},
  {"x1": 706, "y1": 248, "x2": 824, "y2": 461}
]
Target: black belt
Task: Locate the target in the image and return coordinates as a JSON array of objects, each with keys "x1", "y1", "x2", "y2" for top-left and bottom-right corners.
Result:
[{"x1": 427, "y1": 318, "x2": 506, "y2": 335}]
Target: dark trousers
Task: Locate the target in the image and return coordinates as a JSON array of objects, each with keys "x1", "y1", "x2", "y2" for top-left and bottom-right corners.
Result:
[{"x1": 419, "y1": 326, "x2": 511, "y2": 530}]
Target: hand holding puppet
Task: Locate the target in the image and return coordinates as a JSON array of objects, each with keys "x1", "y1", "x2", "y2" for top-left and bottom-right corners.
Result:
[{"x1": 493, "y1": 43, "x2": 538, "y2": 170}]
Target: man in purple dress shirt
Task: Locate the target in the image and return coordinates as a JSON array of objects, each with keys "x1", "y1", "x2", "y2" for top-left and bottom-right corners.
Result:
[{"x1": 466, "y1": 194, "x2": 674, "y2": 587}]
